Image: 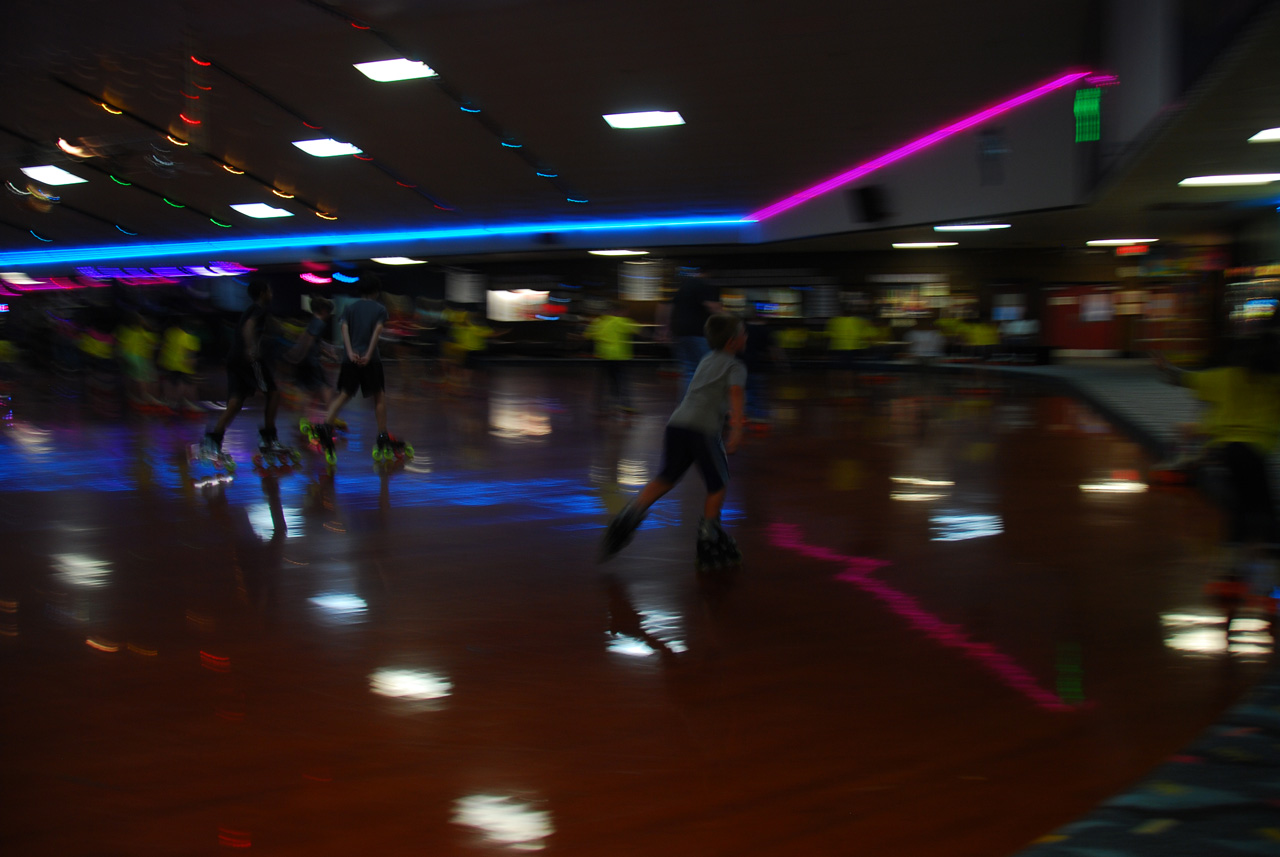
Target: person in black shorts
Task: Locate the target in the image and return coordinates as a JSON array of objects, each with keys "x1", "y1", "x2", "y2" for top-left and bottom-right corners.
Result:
[
  {"x1": 286, "y1": 296, "x2": 336, "y2": 416},
  {"x1": 315, "y1": 278, "x2": 405, "y2": 459},
  {"x1": 201, "y1": 280, "x2": 288, "y2": 461}
]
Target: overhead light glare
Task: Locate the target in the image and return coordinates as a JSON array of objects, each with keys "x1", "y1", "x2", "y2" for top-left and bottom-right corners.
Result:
[
  {"x1": 100, "y1": 102, "x2": 122, "y2": 115},
  {"x1": 589, "y1": 249, "x2": 649, "y2": 256},
  {"x1": 353, "y1": 58, "x2": 438, "y2": 82},
  {"x1": 933, "y1": 223, "x2": 1010, "y2": 232},
  {"x1": 20, "y1": 166, "x2": 87, "y2": 186},
  {"x1": 1178, "y1": 174, "x2": 1280, "y2": 187},
  {"x1": 57, "y1": 139, "x2": 90, "y2": 157},
  {"x1": 371, "y1": 257, "x2": 427, "y2": 265},
  {"x1": 892, "y1": 242, "x2": 957, "y2": 249},
  {"x1": 230, "y1": 203, "x2": 293, "y2": 219},
  {"x1": 221, "y1": 164, "x2": 244, "y2": 175},
  {"x1": 1247, "y1": 128, "x2": 1280, "y2": 143},
  {"x1": 603, "y1": 111, "x2": 685, "y2": 129},
  {"x1": 271, "y1": 189, "x2": 295, "y2": 199},
  {"x1": 1086, "y1": 238, "x2": 1158, "y2": 246},
  {"x1": 292, "y1": 138, "x2": 363, "y2": 158}
]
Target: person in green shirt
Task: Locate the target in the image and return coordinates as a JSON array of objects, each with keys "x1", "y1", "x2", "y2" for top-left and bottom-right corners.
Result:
[
  {"x1": 824, "y1": 309, "x2": 877, "y2": 396},
  {"x1": 114, "y1": 312, "x2": 161, "y2": 409},
  {"x1": 1157, "y1": 334, "x2": 1280, "y2": 592},
  {"x1": 159, "y1": 316, "x2": 202, "y2": 413},
  {"x1": 584, "y1": 302, "x2": 641, "y2": 415}
]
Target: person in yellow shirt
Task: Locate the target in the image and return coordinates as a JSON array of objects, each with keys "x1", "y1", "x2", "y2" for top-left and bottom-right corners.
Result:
[
  {"x1": 115, "y1": 312, "x2": 161, "y2": 409},
  {"x1": 824, "y1": 309, "x2": 877, "y2": 396},
  {"x1": 1157, "y1": 334, "x2": 1280, "y2": 607},
  {"x1": 159, "y1": 317, "x2": 202, "y2": 412},
  {"x1": 584, "y1": 302, "x2": 641, "y2": 415},
  {"x1": 447, "y1": 311, "x2": 507, "y2": 392}
]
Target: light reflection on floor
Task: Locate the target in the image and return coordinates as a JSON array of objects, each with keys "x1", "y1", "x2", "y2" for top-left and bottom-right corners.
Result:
[{"x1": 1, "y1": 366, "x2": 1272, "y2": 857}]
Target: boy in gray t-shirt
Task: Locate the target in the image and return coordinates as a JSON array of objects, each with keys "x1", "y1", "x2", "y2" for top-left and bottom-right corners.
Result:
[
  {"x1": 309, "y1": 279, "x2": 409, "y2": 464},
  {"x1": 600, "y1": 314, "x2": 747, "y2": 569}
]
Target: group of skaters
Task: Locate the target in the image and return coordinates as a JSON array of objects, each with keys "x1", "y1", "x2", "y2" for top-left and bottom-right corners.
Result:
[{"x1": 198, "y1": 278, "x2": 405, "y2": 468}]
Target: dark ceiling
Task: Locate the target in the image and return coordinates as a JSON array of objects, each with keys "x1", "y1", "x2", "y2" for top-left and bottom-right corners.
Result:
[{"x1": 0, "y1": 0, "x2": 1275, "y2": 268}]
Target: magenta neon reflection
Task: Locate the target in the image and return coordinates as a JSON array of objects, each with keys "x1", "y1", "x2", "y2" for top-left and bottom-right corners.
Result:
[
  {"x1": 749, "y1": 70, "x2": 1092, "y2": 221},
  {"x1": 767, "y1": 523, "x2": 1075, "y2": 712}
]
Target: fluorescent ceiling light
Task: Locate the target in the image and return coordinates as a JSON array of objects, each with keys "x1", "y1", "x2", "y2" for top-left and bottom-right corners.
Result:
[
  {"x1": 353, "y1": 58, "x2": 437, "y2": 82},
  {"x1": 588, "y1": 249, "x2": 649, "y2": 256},
  {"x1": 1086, "y1": 238, "x2": 1158, "y2": 246},
  {"x1": 933, "y1": 223, "x2": 1010, "y2": 232},
  {"x1": 20, "y1": 165, "x2": 87, "y2": 185},
  {"x1": 892, "y1": 242, "x2": 957, "y2": 249},
  {"x1": 292, "y1": 138, "x2": 363, "y2": 157},
  {"x1": 1247, "y1": 128, "x2": 1280, "y2": 143},
  {"x1": 231, "y1": 203, "x2": 294, "y2": 218},
  {"x1": 1178, "y1": 174, "x2": 1280, "y2": 186},
  {"x1": 371, "y1": 257, "x2": 427, "y2": 265},
  {"x1": 602, "y1": 111, "x2": 685, "y2": 129}
]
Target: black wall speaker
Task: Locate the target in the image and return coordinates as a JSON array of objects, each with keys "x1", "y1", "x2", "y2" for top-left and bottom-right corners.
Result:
[{"x1": 848, "y1": 184, "x2": 890, "y2": 223}]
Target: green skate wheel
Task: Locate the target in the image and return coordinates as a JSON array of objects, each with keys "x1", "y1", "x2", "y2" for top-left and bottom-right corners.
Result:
[{"x1": 403, "y1": 444, "x2": 414, "y2": 460}]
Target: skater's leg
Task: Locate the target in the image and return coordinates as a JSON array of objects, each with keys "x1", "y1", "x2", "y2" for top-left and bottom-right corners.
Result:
[
  {"x1": 213, "y1": 395, "x2": 245, "y2": 435},
  {"x1": 634, "y1": 477, "x2": 675, "y2": 515},
  {"x1": 373, "y1": 390, "x2": 387, "y2": 435},
  {"x1": 263, "y1": 390, "x2": 280, "y2": 432},
  {"x1": 703, "y1": 487, "x2": 727, "y2": 522},
  {"x1": 325, "y1": 390, "x2": 352, "y2": 424}
]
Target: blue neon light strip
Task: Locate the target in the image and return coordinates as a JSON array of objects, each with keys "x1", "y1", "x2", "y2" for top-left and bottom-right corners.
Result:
[{"x1": 0, "y1": 217, "x2": 754, "y2": 266}]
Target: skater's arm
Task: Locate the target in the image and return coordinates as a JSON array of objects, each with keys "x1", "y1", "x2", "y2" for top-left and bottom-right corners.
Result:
[
  {"x1": 360, "y1": 322, "x2": 384, "y2": 365},
  {"x1": 242, "y1": 316, "x2": 258, "y2": 361},
  {"x1": 725, "y1": 385, "x2": 745, "y2": 454},
  {"x1": 342, "y1": 321, "x2": 357, "y2": 363},
  {"x1": 284, "y1": 331, "x2": 314, "y2": 364}
]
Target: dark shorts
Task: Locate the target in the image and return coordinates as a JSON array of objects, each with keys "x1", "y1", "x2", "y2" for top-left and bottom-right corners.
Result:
[
  {"x1": 227, "y1": 360, "x2": 275, "y2": 399},
  {"x1": 294, "y1": 361, "x2": 326, "y2": 392},
  {"x1": 657, "y1": 425, "x2": 729, "y2": 494},
  {"x1": 337, "y1": 360, "x2": 385, "y2": 398}
]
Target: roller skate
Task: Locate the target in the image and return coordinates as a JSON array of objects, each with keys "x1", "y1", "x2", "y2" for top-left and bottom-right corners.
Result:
[
  {"x1": 300, "y1": 418, "x2": 339, "y2": 467},
  {"x1": 252, "y1": 427, "x2": 301, "y2": 471},
  {"x1": 372, "y1": 432, "x2": 414, "y2": 467},
  {"x1": 189, "y1": 432, "x2": 237, "y2": 474},
  {"x1": 695, "y1": 518, "x2": 741, "y2": 572},
  {"x1": 599, "y1": 502, "x2": 646, "y2": 562},
  {"x1": 300, "y1": 419, "x2": 338, "y2": 467}
]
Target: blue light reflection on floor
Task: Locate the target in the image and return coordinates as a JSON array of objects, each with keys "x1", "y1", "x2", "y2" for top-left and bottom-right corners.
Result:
[{"x1": 0, "y1": 424, "x2": 739, "y2": 528}]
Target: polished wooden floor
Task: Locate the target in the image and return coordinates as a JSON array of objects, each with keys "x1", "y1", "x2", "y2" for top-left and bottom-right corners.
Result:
[{"x1": 1, "y1": 365, "x2": 1271, "y2": 856}]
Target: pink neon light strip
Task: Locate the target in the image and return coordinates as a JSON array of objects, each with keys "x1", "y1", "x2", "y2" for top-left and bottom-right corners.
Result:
[
  {"x1": 768, "y1": 523, "x2": 1075, "y2": 712},
  {"x1": 748, "y1": 70, "x2": 1092, "y2": 222}
]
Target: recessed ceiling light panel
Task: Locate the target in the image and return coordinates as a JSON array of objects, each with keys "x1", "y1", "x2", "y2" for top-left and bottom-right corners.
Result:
[
  {"x1": 602, "y1": 111, "x2": 685, "y2": 129},
  {"x1": 292, "y1": 138, "x2": 363, "y2": 157},
  {"x1": 1247, "y1": 128, "x2": 1280, "y2": 143},
  {"x1": 353, "y1": 58, "x2": 438, "y2": 82},
  {"x1": 231, "y1": 203, "x2": 294, "y2": 218},
  {"x1": 933, "y1": 223, "x2": 1010, "y2": 232},
  {"x1": 588, "y1": 249, "x2": 650, "y2": 256},
  {"x1": 1178, "y1": 174, "x2": 1280, "y2": 186},
  {"x1": 21, "y1": 165, "x2": 87, "y2": 185},
  {"x1": 371, "y1": 257, "x2": 427, "y2": 265},
  {"x1": 892, "y1": 242, "x2": 957, "y2": 249}
]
